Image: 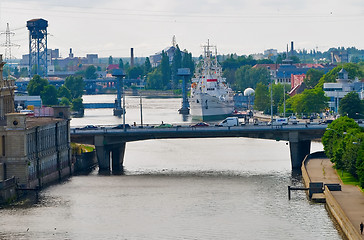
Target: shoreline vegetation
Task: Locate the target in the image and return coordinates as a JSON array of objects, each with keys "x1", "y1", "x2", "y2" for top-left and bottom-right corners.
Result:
[
  {"x1": 336, "y1": 169, "x2": 362, "y2": 189},
  {"x1": 71, "y1": 143, "x2": 94, "y2": 155}
]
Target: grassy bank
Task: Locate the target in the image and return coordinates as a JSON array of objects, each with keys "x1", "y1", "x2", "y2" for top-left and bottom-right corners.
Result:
[
  {"x1": 336, "y1": 169, "x2": 363, "y2": 191},
  {"x1": 71, "y1": 143, "x2": 95, "y2": 155}
]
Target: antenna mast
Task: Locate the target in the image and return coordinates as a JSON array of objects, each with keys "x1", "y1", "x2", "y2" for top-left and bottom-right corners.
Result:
[
  {"x1": 1, "y1": 23, "x2": 20, "y2": 63},
  {"x1": 172, "y1": 35, "x2": 176, "y2": 48}
]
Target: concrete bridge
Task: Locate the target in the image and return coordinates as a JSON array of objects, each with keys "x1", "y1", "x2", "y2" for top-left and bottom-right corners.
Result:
[{"x1": 71, "y1": 123, "x2": 330, "y2": 172}]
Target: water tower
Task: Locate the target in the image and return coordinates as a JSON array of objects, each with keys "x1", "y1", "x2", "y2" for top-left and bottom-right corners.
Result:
[{"x1": 27, "y1": 18, "x2": 48, "y2": 77}]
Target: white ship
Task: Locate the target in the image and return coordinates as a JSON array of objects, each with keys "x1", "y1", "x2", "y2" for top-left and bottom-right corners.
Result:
[{"x1": 190, "y1": 42, "x2": 234, "y2": 121}]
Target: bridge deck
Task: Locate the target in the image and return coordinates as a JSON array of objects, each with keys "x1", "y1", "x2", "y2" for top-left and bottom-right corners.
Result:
[{"x1": 71, "y1": 123, "x2": 328, "y2": 145}]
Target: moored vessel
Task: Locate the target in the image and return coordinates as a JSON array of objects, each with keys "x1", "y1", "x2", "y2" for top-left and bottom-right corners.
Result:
[{"x1": 190, "y1": 41, "x2": 234, "y2": 121}]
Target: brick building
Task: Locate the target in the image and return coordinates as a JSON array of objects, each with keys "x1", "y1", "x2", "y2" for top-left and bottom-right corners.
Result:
[{"x1": 0, "y1": 55, "x2": 72, "y2": 189}]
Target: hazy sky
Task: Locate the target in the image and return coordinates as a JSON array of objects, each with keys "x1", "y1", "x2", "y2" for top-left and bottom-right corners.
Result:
[{"x1": 1, "y1": 0, "x2": 363, "y2": 59}]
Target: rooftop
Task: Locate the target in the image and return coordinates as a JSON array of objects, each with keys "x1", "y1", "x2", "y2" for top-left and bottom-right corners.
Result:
[{"x1": 26, "y1": 116, "x2": 64, "y2": 129}]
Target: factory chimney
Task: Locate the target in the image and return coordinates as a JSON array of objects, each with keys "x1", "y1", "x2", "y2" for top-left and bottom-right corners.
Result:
[{"x1": 130, "y1": 48, "x2": 134, "y2": 68}]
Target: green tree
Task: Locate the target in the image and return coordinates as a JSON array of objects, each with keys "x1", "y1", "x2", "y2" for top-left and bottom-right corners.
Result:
[
  {"x1": 146, "y1": 68, "x2": 163, "y2": 89},
  {"x1": 300, "y1": 88, "x2": 328, "y2": 113},
  {"x1": 85, "y1": 65, "x2": 97, "y2": 79},
  {"x1": 223, "y1": 68, "x2": 236, "y2": 87},
  {"x1": 339, "y1": 91, "x2": 363, "y2": 119},
  {"x1": 171, "y1": 45, "x2": 182, "y2": 88},
  {"x1": 118, "y1": 58, "x2": 124, "y2": 70},
  {"x1": 289, "y1": 55, "x2": 300, "y2": 64},
  {"x1": 182, "y1": 51, "x2": 194, "y2": 71},
  {"x1": 125, "y1": 61, "x2": 131, "y2": 70},
  {"x1": 286, "y1": 88, "x2": 328, "y2": 114},
  {"x1": 304, "y1": 69, "x2": 324, "y2": 88},
  {"x1": 144, "y1": 57, "x2": 152, "y2": 74},
  {"x1": 272, "y1": 83, "x2": 290, "y2": 114},
  {"x1": 128, "y1": 66, "x2": 144, "y2": 79},
  {"x1": 160, "y1": 51, "x2": 171, "y2": 89},
  {"x1": 182, "y1": 50, "x2": 195, "y2": 82},
  {"x1": 27, "y1": 75, "x2": 49, "y2": 96},
  {"x1": 57, "y1": 85, "x2": 72, "y2": 100},
  {"x1": 351, "y1": 56, "x2": 361, "y2": 63},
  {"x1": 355, "y1": 137, "x2": 364, "y2": 187},
  {"x1": 254, "y1": 83, "x2": 270, "y2": 111},
  {"x1": 108, "y1": 56, "x2": 113, "y2": 65},
  {"x1": 322, "y1": 117, "x2": 361, "y2": 175},
  {"x1": 59, "y1": 97, "x2": 71, "y2": 106},
  {"x1": 65, "y1": 75, "x2": 84, "y2": 99},
  {"x1": 317, "y1": 63, "x2": 364, "y2": 88},
  {"x1": 71, "y1": 98, "x2": 84, "y2": 111},
  {"x1": 20, "y1": 67, "x2": 28, "y2": 77},
  {"x1": 41, "y1": 85, "x2": 58, "y2": 105},
  {"x1": 13, "y1": 67, "x2": 19, "y2": 78},
  {"x1": 234, "y1": 66, "x2": 269, "y2": 91}
]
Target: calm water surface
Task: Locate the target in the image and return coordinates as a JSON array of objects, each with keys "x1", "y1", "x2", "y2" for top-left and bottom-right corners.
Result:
[{"x1": 0, "y1": 95, "x2": 342, "y2": 239}]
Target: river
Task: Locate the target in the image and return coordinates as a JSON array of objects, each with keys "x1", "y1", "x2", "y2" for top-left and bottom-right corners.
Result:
[{"x1": 0, "y1": 95, "x2": 342, "y2": 239}]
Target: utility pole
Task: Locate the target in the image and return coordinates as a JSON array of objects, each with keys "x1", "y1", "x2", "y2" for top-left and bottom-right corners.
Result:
[
  {"x1": 270, "y1": 71, "x2": 273, "y2": 128},
  {"x1": 283, "y1": 71, "x2": 286, "y2": 118},
  {"x1": 1, "y1": 23, "x2": 20, "y2": 63}
]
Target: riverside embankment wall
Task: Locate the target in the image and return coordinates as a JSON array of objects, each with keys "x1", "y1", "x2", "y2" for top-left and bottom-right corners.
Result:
[{"x1": 302, "y1": 151, "x2": 362, "y2": 240}]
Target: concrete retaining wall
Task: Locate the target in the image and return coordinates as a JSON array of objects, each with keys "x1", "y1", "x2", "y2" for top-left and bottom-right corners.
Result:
[
  {"x1": 301, "y1": 155, "x2": 311, "y2": 189},
  {"x1": 302, "y1": 151, "x2": 362, "y2": 240},
  {"x1": 324, "y1": 185, "x2": 362, "y2": 240}
]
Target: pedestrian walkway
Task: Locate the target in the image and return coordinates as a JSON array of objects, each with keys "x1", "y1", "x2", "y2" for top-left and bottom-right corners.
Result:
[{"x1": 305, "y1": 158, "x2": 364, "y2": 239}]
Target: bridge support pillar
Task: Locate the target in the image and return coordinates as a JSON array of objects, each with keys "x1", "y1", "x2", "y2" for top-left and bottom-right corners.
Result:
[
  {"x1": 95, "y1": 146, "x2": 110, "y2": 172},
  {"x1": 94, "y1": 135, "x2": 111, "y2": 173},
  {"x1": 112, "y1": 143, "x2": 126, "y2": 173},
  {"x1": 289, "y1": 140, "x2": 311, "y2": 169}
]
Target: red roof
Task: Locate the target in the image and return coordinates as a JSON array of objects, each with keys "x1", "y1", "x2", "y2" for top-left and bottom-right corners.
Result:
[{"x1": 107, "y1": 64, "x2": 119, "y2": 71}]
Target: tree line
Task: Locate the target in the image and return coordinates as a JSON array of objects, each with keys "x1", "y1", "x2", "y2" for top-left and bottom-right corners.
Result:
[
  {"x1": 27, "y1": 74, "x2": 84, "y2": 112},
  {"x1": 322, "y1": 117, "x2": 364, "y2": 187},
  {"x1": 251, "y1": 63, "x2": 364, "y2": 117}
]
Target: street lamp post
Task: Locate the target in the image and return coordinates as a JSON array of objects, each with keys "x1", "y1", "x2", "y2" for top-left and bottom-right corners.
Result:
[
  {"x1": 283, "y1": 71, "x2": 286, "y2": 118},
  {"x1": 122, "y1": 80, "x2": 126, "y2": 132},
  {"x1": 140, "y1": 77, "x2": 145, "y2": 127},
  {"x1": 270, "y1": 73, "x2": 273, "y2": 127}
]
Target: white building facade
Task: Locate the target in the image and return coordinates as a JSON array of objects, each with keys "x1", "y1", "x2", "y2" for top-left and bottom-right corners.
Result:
[{"x1": 323, "y1": 69, "x2": 364, "y2": 112}]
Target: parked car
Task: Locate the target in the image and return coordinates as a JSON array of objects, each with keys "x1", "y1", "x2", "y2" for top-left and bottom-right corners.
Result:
[
  {"x1": 20, "y1": 109, "x2": 34, "y2": 116},
  {"x1": 288, "y1": 116, "x2": 298, "y2": 124},
  {"x1": 81, "y1": 125, "x2": 98, "y2": 130},
  {"x1": 191, "y1": 122, "x2": 209, "y2": 127},
  {"x1": 155, "y1": 123, "x2": 173, "y2": 128},
  {"x1": 113, "y1": 124, "x2": 131, "y2": 129}
]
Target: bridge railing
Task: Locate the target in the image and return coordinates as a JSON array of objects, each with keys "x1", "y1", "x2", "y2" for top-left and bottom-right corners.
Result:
[{"x1": 71, "y1": 122, "x2": 329, "y2": 135}]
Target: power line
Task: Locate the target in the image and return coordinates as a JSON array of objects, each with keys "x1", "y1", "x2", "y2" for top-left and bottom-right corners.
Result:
[{"x1": 0, "y1": 23, "x2": 20, "y2": 62}]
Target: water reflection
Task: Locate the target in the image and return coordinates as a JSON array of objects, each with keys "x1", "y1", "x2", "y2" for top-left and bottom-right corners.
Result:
[{"x1": 0, "y1": 96, "x2": 342, "y2": 240}]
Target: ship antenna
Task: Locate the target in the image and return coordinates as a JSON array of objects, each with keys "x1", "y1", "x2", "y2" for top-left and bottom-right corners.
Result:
[{"x1": 215, "y1": 47, "x2": 218, "y2": 66}]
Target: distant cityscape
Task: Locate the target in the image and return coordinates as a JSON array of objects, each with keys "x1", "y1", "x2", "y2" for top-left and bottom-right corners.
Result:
[{"x1": 2, "y1": 18, "x2": 364, "y2": 116}]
